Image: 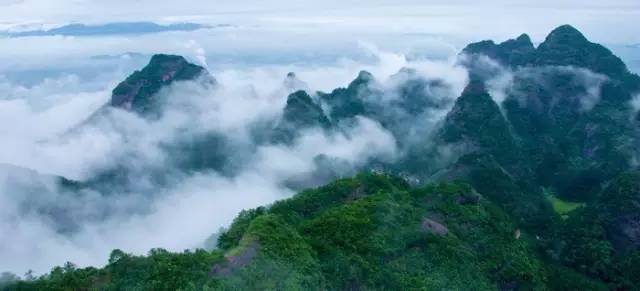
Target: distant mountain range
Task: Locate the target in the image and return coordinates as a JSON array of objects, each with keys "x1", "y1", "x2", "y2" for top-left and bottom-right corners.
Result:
[{"x1": 0, "y1": 22, "x2": 227, "y2": 37}]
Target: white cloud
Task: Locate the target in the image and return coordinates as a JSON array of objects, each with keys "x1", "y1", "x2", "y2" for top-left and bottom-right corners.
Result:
[
  {"x1": 631, "y1": 93, "x2": 640, "y2": 117},
  {"x1": 0, "y1": 43, "x2": 472, "y2": 274}
]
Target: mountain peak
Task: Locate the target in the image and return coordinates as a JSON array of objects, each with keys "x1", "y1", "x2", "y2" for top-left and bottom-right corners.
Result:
[
  {"x1": 347, "y1": 70, "x2": 375, "y2": 91},
  {"x1": 357, "y1": 70, "x2": 373, "y2": 80},
  {"x1": 284, "y1": 90, "x2": 332, "y2": 129},
  {"x1": 461, "y1": 79, "x2": 488, "y2": 95},
  {"x1": 462, "y1": 34, "x2": 534, "y2": 68},
  {"x1": 271, "y1": 90, "x2": 332, "y2": 143},
  {"x1": 503, "y1": 33, "x2": 534, "y2": 49},
  {"x1": 148, "y1": 54, "x2": 190, "y2": 66},
  {"x1": 536, "y1": 25, "x2": 629, "y2": 78},
  {"x1": 287, "y1": 90, "x2": 314, "y2": 104},
  {"x1": 516, "y1": 33, "x2": 532, "y2": 44},
  {"x1": 111, "y1": 54, "x2": 210, "y2": 114},
  {"x1": 462, "y1": 25, "x2": 630, "y2": 80},
  {"x1": 542, "y1": 24, "x2": 588, "y2": 47}
]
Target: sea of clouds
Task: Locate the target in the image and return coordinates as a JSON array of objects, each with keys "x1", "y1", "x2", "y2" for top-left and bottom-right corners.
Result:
[{"x1": 0, "y1": 2, "x2": 638, "y2": 275}]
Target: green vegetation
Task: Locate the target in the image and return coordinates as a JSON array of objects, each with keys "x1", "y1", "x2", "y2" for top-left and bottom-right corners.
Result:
[
  {"x1": 5, "y1": 173, "x2": 591, "y2": 290},
  {"x1": 543, "y1": 188, "x2": 585, "y2": 217},
  {"x1": 547, "y1": 195, "x2": 584, "y2": 216}
]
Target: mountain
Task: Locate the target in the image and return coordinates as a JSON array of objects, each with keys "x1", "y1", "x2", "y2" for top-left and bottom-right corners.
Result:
[
  {"x1": 3, "y1": 22, "x2": 209, "y2": 37},
  {"x1": 463, "y1": 25, "x2": 631, "y2": 80},
  {"x1": 4, "y1": 25, "x2": 640, "y2": 290},
  {"x1": 111, "y1": 54, "x2": 212, "y2": 115},
  {"x1": 534, "y1": 25, "x2": 629, "y2": 80},
  {"x1": 271, "y1": 90, "x2": 332, "y2": 144},
  {"x1": 428, "y1": 80, "x2": 556, "y2": 230},
  {"x1": 462, "y1": 33, "x2": 535, "y2": 68},
  {"x1": 8, "y1": 174, "x2": 604, "y2": 290},
  {"x1": 0, "y1": 164, "x2": 86, "y2": 233},
  {"x1": 317, "y1": 70, "x2": 373, "y2": 122},
  {"x1": 459, "y1": 25, "x2": 640, "y2": 202},
  {"x1": 438, "y1": 80, "x2": 519, "y2": 169},
  {"x1": 63, "y1": 55, "x2": 229, "y2": 197},
  {"x1": 552, "y1": 171, "x2": 640, "y2": 289}
]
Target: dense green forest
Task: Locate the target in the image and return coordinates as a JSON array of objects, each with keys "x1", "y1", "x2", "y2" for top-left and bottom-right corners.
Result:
[{"x1": 4, "y1": 172, "x2": 624, "y2": 290}]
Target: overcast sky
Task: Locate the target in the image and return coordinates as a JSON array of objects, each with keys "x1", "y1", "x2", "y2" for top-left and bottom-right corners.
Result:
[
  {"x1": 1, "y1": 0, "x2": 639, "y2": 44},
  {"x1": 0, "y1": 0, "x2": 638, "y2": 75}
]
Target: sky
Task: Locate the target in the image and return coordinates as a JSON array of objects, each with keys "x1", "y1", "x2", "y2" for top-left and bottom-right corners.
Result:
[
  {"x1": 0, "y1": 0, "x2": 639, "y2": 75},
  {"x1": 0, "y1": 0, "x2": 639, "y2": 44},
  {"x1": 0, "y1": 0, "x2": 639, "y2": 276}
]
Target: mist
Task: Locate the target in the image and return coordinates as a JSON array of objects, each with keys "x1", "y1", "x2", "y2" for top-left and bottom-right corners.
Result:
[
  {"x1": 0, "y1": 42, "x2": 469, "y2": 275},
  {"x1": 0, "y1": 24, "x2": 618, "y2": 274}
]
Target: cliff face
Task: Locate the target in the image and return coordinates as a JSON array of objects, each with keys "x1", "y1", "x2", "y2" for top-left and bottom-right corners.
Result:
[{"x1": 111, "y1": 54, "x2": 212, "y2": 114}]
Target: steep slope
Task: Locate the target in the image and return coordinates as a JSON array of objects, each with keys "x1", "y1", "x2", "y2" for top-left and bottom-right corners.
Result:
[
  {"x1": 110, "y1": 55, "x2": 231, "y2": 173},
  {"x1": 270, "y1": 90, "x2": 332, "y2": 144},
  {"x1": 111, "y1": 54, "x2": 212, "y2": 115},
  {"x1": 552, "y1": 171, "x2": 640, "y2": 289},
  {"x1": 463, "y1": 25, "x2": 632, "y2": 81},
  {"x1": 461, "y1": 25, "x2": 640, "y2": 201},
  {"x1": 215, "y1": 173, "x2": 550, "y2": 290},
  {"x1": 462, "y1": 33, "x2": 535, "y2": 68},
  {"x1": 70, "y1": 55, "x2": 230, "y2": 193},
  {"x1": 317, "y1": 70, "x2": 376, "y2": 122},
  {"x1": 316, "y1": 68, "x2": 457, "y2": 153},
  {"x1": 428, "y1": 81, "x2": 554, "y2": 231},
  {"x1": 534, "y1": 25, "x2": 629, "y2": 80},
  {"x1": 438, "y1": 80, "x2": 519, "y2": 169}
]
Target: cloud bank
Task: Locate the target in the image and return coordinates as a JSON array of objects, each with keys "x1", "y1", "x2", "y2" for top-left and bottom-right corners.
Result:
[{"x1": 0, "y1": 44, "x2": 467, "y2": 275}]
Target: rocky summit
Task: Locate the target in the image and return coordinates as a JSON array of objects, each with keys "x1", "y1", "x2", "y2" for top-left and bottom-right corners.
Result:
[{"x1": 111, "y1": 54, "x2": 212, "y2": 114}]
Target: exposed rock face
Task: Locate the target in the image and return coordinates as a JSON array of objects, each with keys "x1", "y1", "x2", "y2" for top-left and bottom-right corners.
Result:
[
  {"x1": 210, "y1": 242, "x2": 260, "y2": 277},
  {"x1": 111, "y1": 54, "x2": 211, "y2": 114},
  {"x1": 421, "y1": 218, "x2": 448, "y2": 236}
]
